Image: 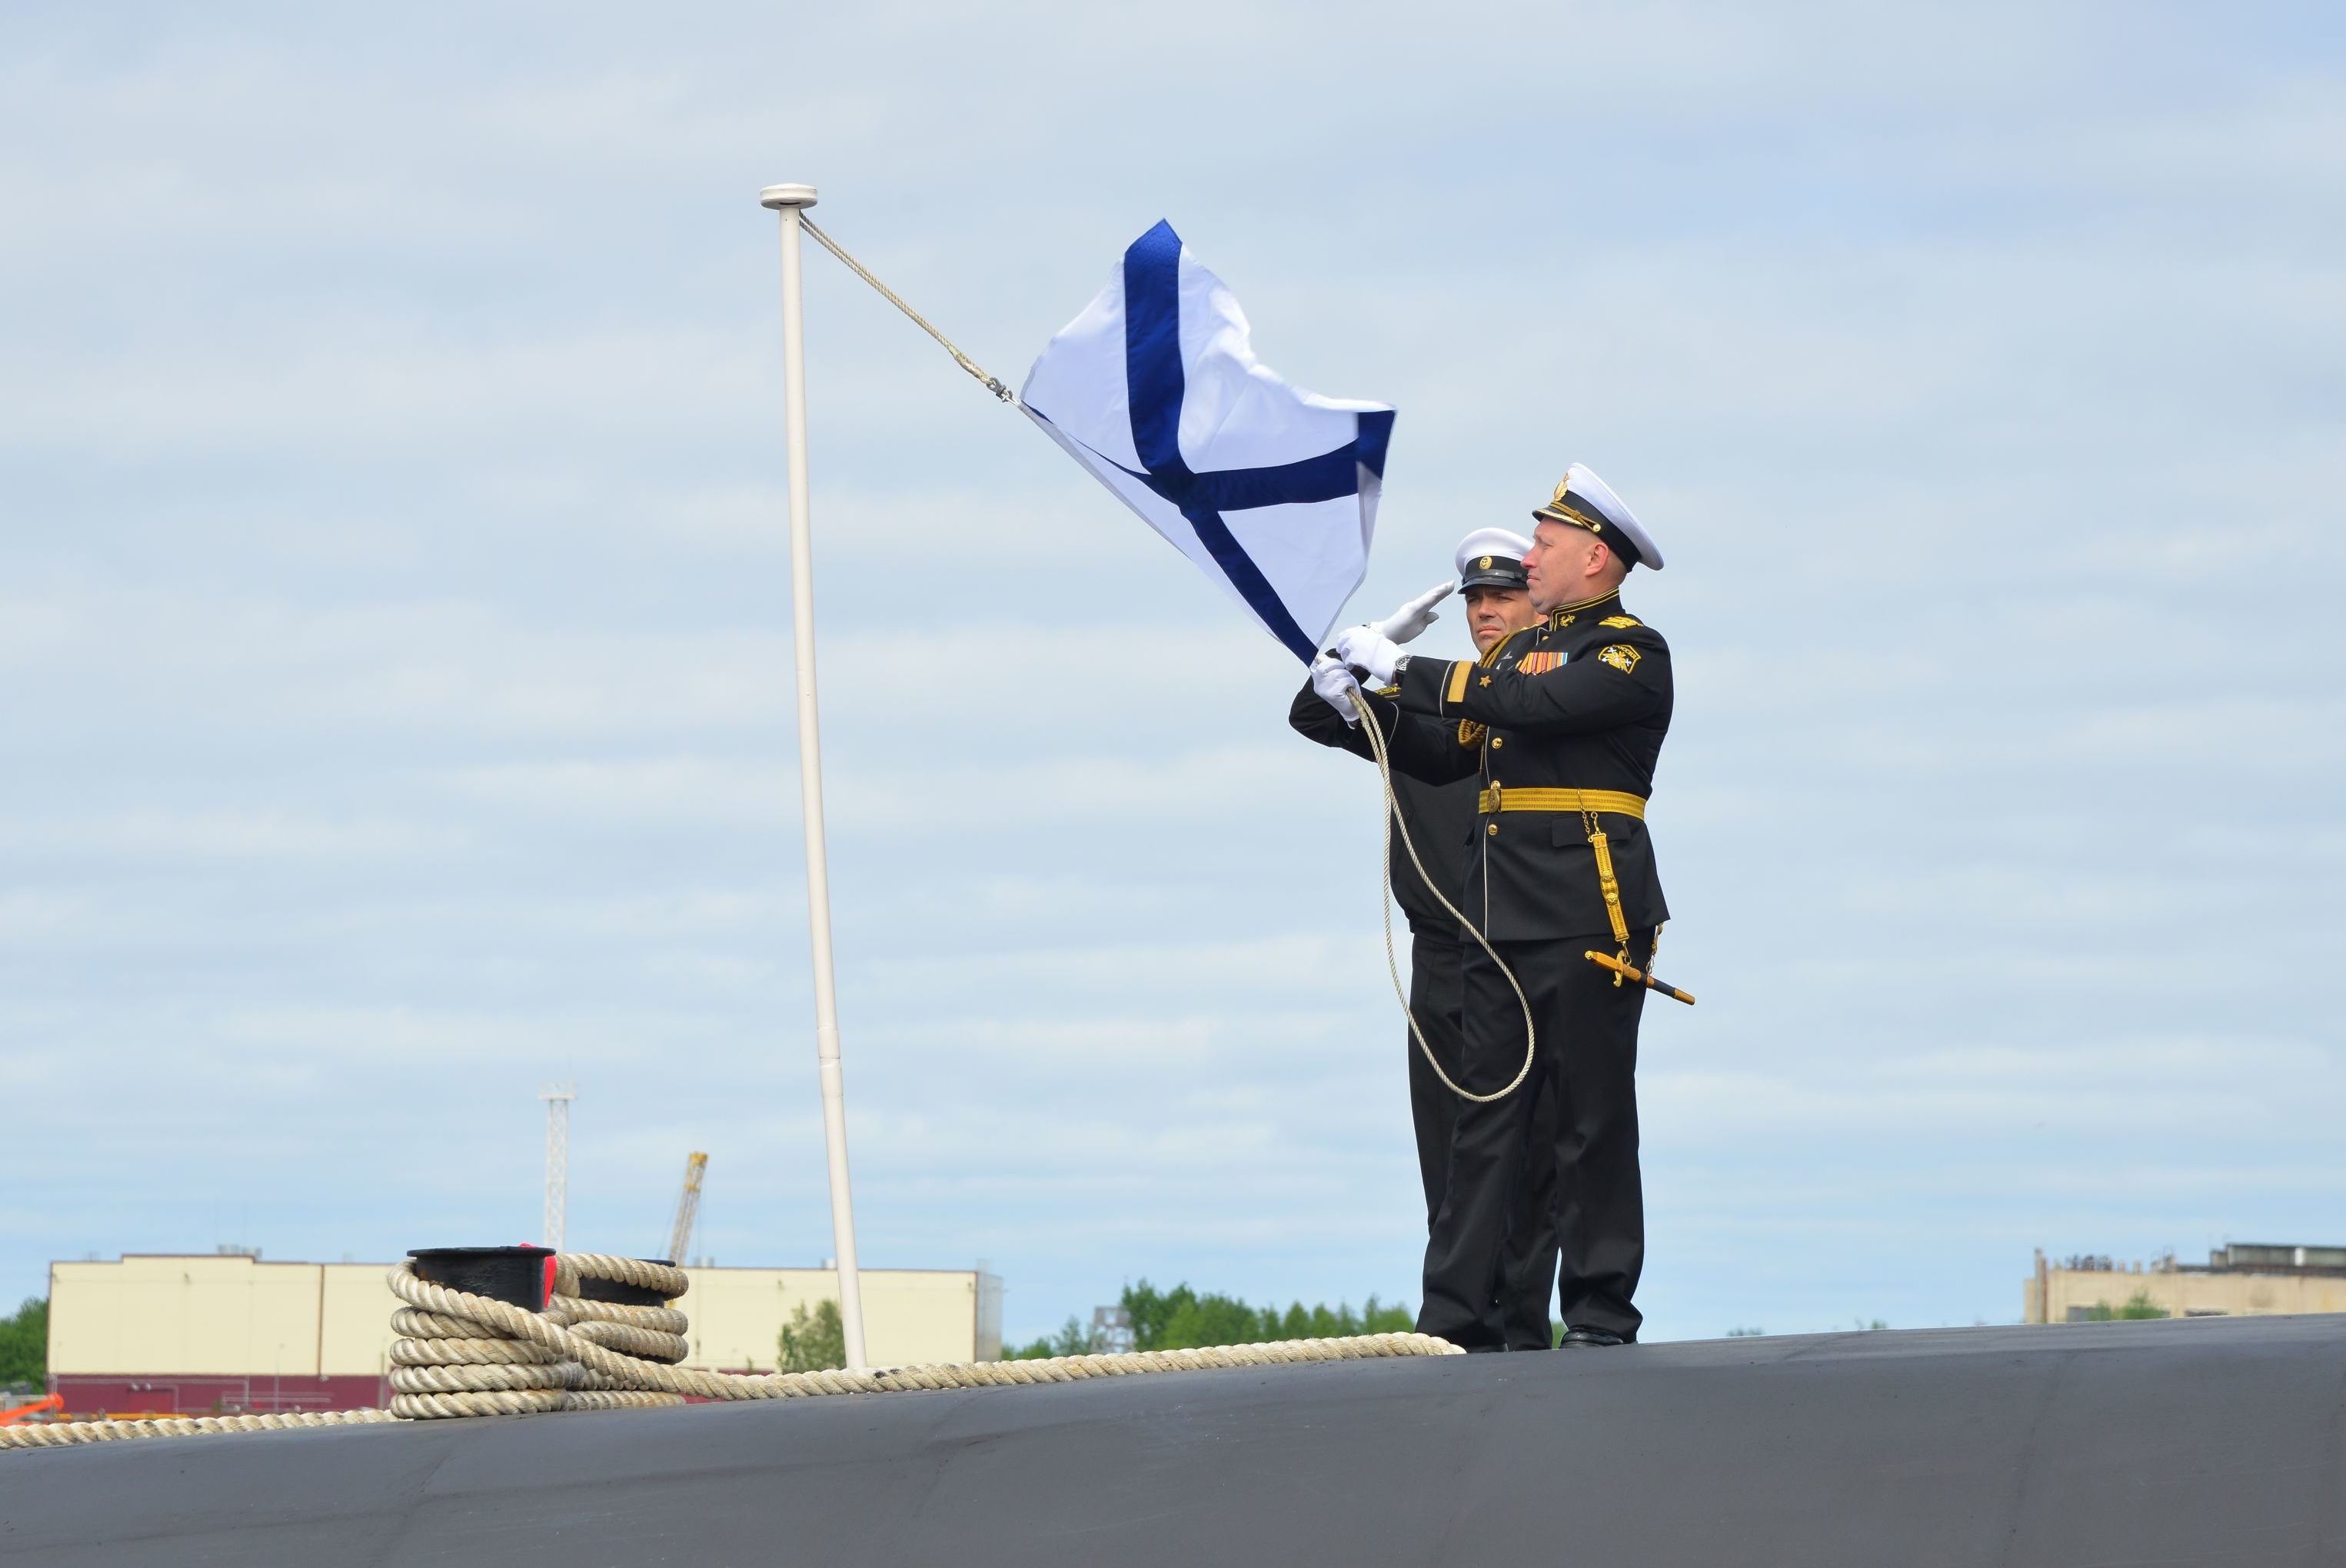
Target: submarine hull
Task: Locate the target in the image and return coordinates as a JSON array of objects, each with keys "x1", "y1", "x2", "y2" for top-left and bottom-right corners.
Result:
[{"x1": 3, "y1": 1314, "x2": 2340, "y2": 1566}]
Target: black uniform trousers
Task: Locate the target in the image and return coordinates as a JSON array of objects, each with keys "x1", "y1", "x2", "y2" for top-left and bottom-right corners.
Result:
[
  {"x1": 1407, "y1": 927, "x2": 1562, "y2": 1351},
  {"x1": 1419, "y1": 927, "x2": 1654, "y2": 1349}
]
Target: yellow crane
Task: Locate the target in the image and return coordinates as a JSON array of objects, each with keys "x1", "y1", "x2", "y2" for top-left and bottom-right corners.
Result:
[{"x1": 663, "y1": 1152, "x2": 708, "y2": 1266}]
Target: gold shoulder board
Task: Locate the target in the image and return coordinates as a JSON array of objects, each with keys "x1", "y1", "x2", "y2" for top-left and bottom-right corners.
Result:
[{"x1": 1599, "y1": 614, "x2": 1641, "y2": 628}]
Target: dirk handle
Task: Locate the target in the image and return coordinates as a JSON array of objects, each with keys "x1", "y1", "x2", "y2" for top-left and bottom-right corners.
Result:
[{"x1": 1582, "y1": 950, "x2": 1696, "y2": 1006}]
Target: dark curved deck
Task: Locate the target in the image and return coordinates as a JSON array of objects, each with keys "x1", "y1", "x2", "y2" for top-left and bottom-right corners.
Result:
[{"x1": 5, "y1": 1314, "x2": 2341, "y2": 1566}]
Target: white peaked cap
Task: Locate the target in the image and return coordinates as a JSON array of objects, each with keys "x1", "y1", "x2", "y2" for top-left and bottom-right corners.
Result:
[
  {"x1": 1453, "y1": 527, "x2": 1533, "y2": 578},
  {"x1": 1533, "y1": 462, "x2": 1664, "y2": 571}
]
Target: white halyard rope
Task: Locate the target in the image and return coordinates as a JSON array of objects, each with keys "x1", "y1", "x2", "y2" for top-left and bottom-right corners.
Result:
[
  {"x1": 783, "y1": 215, "x2": 1532, "y2": 1107},
  {"x1": 1347, "y1": 687, "x2": 1538, "y2": 1104},
  {"x1": 0, "y1": 1252, "x2": 1460, "y2": 1449},
  {"x1": 790, "y1": 206, "x2": 1533, "y2": 1104},
  {"x1": 798, "y1": 216, "x2": 1017, "y2": 404}
]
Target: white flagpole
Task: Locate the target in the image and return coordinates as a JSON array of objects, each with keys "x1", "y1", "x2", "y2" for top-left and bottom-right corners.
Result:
[{"x1": 759, "y1": 181, "x2": 868, "y2": 1372}]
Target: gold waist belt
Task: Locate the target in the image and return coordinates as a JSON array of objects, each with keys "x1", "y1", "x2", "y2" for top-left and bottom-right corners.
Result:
[{"x1": 1476, "y1": 787, "x2": 1647, "y2": 818}]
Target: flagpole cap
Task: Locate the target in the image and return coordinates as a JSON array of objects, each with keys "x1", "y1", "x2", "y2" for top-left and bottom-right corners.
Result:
[{"x1": 759, "y1": 184, "x2": 819, "y2": 211}]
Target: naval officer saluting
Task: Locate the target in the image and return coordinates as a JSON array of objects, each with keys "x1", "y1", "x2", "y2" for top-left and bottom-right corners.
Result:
[
  {"x1": 1289, "y1": 531, "x2": 1560, "y2": 1350},
  {"x1": 1331, "y1": 466, "x2": 1673, "y2": 1350}
]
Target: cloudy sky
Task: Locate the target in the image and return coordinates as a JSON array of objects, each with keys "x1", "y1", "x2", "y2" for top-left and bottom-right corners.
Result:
[{"x1": 3, "y1": 1, "x2": 2339, "y2": 1346}]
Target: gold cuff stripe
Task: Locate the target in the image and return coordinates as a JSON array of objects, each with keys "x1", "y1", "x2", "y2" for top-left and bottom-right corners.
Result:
[
  {"x1": 1444, "y1": 660, "x2": 1472, "y2": 705},
  {"x1": 1475, "y1": 787, "x2": 1647, "y2": 818}
]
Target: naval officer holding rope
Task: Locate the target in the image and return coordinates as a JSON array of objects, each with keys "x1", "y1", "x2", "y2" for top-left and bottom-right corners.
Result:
[
  {"x1": 803, "y1": 215, "x2": 1690, "y2": 1347},
  {"x1": 1291, "y1": 531, "x2": 1562, "y2": 1351},
  {"x1": 1329, "y1": 466, "x2": 1673, "y2": 1351}
]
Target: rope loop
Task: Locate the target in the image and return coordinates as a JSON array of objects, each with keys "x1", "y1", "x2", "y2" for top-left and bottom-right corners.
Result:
[
  {"x1": 798, "y1": 216, "x2": 1020, "y2": 404},
  {"x1": 1348, "y1": 688, "x2": 1538, "y2": 1103}
]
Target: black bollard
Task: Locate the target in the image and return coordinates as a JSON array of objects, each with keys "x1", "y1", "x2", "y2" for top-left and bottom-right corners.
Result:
[
  {"x1": 576, "y1": 1259, "x2": 675, "y2": 1307},
  {"x1": 410, "y1": 1246, "x2": 557, "y2": 1310}
]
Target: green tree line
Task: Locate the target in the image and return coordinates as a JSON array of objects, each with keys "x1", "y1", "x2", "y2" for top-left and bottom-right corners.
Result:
[
  {"x1": 1000, "y1": 1280, "x2": 1413, "y2": 1361},
  {"x1": 777, "y1": 1281, "x2": 1413, "y2": 1372}
]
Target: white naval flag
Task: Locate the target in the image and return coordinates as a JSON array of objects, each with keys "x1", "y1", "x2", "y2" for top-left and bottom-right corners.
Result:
[{"x1": 1020, "y1": 221, "x2": 1396, "y2": 661}]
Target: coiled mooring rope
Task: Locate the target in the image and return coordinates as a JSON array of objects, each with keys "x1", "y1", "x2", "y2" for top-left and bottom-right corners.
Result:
[{"x1": 0, "y1": 1251, "x2": 1462, "y2": 1450}]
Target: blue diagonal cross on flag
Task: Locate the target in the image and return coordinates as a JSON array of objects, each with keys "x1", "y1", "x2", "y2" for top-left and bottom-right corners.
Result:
[{"x1": 1021, "y1": 221, "x2": 1395, "y2": 661}]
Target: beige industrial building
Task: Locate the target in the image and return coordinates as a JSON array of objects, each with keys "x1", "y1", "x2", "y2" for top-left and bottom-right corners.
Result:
[
  {"x1": 47, "y1": 1253, "x2": 1001, "y2": 1417},
  {"x1": 2025, "y1": 1243, "x2": 2346, "y2": 1323}
]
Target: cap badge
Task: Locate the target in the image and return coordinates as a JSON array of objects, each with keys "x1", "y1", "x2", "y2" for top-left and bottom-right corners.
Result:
[{"x1": 1478, "y1": 555, "x2": 1492, "y2": 570}]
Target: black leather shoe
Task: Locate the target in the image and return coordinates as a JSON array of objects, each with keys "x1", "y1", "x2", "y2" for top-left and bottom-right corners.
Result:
[{"x1": 1559, "y1": 1327, "x2": 1627, "y2": 1348}]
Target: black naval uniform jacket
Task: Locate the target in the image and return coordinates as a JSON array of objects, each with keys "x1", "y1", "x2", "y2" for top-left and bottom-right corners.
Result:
[
  {"x1": 1287, "y1": 682, "x2": 1479, "y2": 933},
  {"x1": 1357, "y1": 588, "x2": 1672, "y2": 942}
]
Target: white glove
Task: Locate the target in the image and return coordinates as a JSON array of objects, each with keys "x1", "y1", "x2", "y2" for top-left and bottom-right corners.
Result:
[
  {"x1": 1374, "y1": 580, "x2": 1456, "y2": 644},
  {"x1": 1310, "y1": 653, "x2": 1363, "y2": 724},
  {"x1": 1333, "y1": 624, "x2": 1405, "y2": 687}
]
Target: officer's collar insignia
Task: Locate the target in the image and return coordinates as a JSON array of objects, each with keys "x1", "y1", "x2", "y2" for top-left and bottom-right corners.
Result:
[{"x1": 1549, "y1": 589, "x2": 1623, "y2": 630}]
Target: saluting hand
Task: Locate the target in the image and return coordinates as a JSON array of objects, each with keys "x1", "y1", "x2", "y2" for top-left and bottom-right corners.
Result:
[{"x1": 1373, "y1": 580, "x2": 1456, "y2": 644}]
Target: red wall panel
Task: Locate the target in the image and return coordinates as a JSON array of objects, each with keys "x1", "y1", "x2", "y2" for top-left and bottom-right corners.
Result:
[{"x1": 51, "y1": 1373, "x2": 384, "y2": 1417}]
